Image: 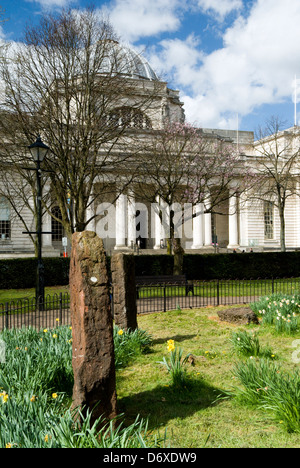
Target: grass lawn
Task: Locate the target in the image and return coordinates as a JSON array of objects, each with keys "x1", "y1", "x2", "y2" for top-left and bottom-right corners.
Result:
[
  {"x1": 0, "y1": 286, "x2": 69, "y2": 303},
  {"x1": 137, "y1": 278, "x2": 300, "y2": 300},
  {"x1": 116, "y1": 305, "x2": 300, "y2": 448},
  {"x1": 1, "y1": 284, "x2": 300, "y2": 447}
]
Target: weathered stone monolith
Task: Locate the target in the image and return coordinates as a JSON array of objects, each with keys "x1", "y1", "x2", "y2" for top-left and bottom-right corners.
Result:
[
  {"x1": 70, "y1": 231, "x2": 117, "y2": 426},
  {"x1": 111, "y1": 253, "x2": 138, "y2": 331}
]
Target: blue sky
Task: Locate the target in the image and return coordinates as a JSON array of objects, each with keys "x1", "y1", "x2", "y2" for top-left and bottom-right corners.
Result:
[{"x1": 1, "y1": 0, "x2": 300, "y2": 133}]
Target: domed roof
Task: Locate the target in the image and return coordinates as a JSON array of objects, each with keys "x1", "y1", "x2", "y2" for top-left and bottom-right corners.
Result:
[{"x1": 102, "y1": 40, "x2": 159, "y2": 81}]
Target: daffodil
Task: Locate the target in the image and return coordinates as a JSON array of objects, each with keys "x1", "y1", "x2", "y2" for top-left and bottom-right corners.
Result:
[
  {"x1": 1, "y1": 393, "x2": 8, "y2": 403},
  {"x1": 167, "y1": 339, "x2": 175, "y2": 352}
]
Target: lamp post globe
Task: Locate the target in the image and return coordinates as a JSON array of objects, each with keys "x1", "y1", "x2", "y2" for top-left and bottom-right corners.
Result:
[{"x1": 28, "y1": 135, "x2": 50, "y2": 163}]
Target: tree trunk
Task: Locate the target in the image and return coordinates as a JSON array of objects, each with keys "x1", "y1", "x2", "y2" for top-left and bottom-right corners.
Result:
[
  {"x1": 279, "y1": 205, "x2": 286, "y2": 252},
  {"x1": 173, "y1": 238, "x2": 184, "y2": 275}
]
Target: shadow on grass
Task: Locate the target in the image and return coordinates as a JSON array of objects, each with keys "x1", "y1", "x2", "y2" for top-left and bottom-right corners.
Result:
[
  {"x1": 152, "y1": 334, "x2": 197, "y2": 346},
  {"x1": 118, "y1": 375, "x2": 227, "y2": 431}
]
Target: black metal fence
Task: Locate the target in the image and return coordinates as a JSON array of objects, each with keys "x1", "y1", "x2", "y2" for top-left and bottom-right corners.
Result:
[
  {"x1": 1, "y1": 277, "x2": 300, "y2": 329},
  {"x1": 0, "y1": 293, "x2": 70, "y2": 330},
  {"x1": 135, "y1": 277, "x2": 300, "y2": 314}
]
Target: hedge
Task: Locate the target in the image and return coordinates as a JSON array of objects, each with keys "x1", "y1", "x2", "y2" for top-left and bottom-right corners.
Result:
[
  {"x1": 182, "y1": 252, "x2": 300, "y2": 280},
  {"x1": 0, "y1": 251, "x2": 299, "y2": 290},
  {"x1": 0, "y1": 257, "x2": 70, "y2": 290}
]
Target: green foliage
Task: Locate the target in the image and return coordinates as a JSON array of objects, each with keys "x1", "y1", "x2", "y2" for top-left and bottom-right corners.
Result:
[
  {"x1": 113, "y1": 326, "x2": 153, "y2": 369},
  {"x1": 0, "y1": 258, "x2": 70, "y2": 289},
  {"x1": 0, "y1": 325, "x2": 73, "y2": 396},
  {"x1": 231, "y1": 358, "x2": 300, "y2": 433},
  {"x1": 251, "y1": 293, "x2": 300, "y2": 334},
  {"x1": 158, "y1": 340, "x2": 191, "y2": 388},
  {"x1": 1, "y1": 252, "x2": 300, "y2": 290},
  {"x1": 183, "y1": 252, "x2": 300, "y2": 280},
  {"x1": 49, "y1": 410, "x2": 163, "y2": 448},
  {"x1": 230, "y1": 330, "x2": 274, "y2": 359},
  {"x1": 134, "y1": 255, "x2": 174, "y2": 277},
  {"x1": 0, "y1": 325, "x2": 158, "y2": 448}
]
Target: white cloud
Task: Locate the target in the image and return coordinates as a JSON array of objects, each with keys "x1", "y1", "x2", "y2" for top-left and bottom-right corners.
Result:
[
  {"x1": 146, "y1": 0, "x2": 300, "y2": 129},
  {"x1": 196, "y1": 0, "x2": 243, "y2": 20},
  {"x1": 101, "y1": 0, "x2": 183, "y2": 42},
  {"x1": 147, "y1": 34, "x2": 204, "y2": 85},
  {"x1": 25, "y1": 0, "x2": 70, "y2": 8}
]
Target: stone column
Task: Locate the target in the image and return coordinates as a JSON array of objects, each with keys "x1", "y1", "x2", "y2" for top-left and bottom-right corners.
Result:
[
  {"x1": 203, "y1": 195, "x2": 212, "y2": 246},
  {"x1": 127, "y1": 191, "x2": 136, "y2": 248},
  {"x1": 297, "y1": 182, "x2": 300, "y2": 248},
  {"x1": 115, "y1": 193, "x2": 127, "y2": 249},
  {"x1": 161, "y1": 199, "x2": 170, "y2": 241},
  {"x1": 192, "y1": 204, "x2": 204, "y2": 249},
  {"x1": 111, "y1": 253, "x2": 138, "y2": 331},
  {"x1": 85, "y1": 196, "x2": 96, "y2": 232},
  {"x1": 239, "y1": 191, "x2": 248, "y2": 248},
  {"x1": 153, "y1": 198, "x2": 162, "y2": 249},
  {"x1": 204, "y1": 212, "x2": 212, "y2": 246},
  {"x1": 42, "y1": 209, "x2": 53, "y2": 248},
  {"x1": 42, "y1": 184, "x2": 53, "y2": 250},
  {"x1": 228, "y1": 193, "x2": 239, "y2": 249},
  {"x1": 70, "y1": 231, "x2": 117, "y2": 426}
]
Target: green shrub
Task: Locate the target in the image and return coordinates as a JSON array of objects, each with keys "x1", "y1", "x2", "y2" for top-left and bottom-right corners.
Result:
[
  {"x1": 158, "y1": 340, "x2": 191, "y2": 388},
  {"x1": 0, "y1": 325, "x2": 159, "y2": 448},
  {"x1": 113, "y1": 326, "x2": 153, "y2": 369},
  {"x1": 230, "y1": 330, "x2": 274, "y2": 359},
  {"x1": 0, "y1": 257, "x2": 70, "y2": 289},
  {"x1": 232, "y1": 358, "x2": 300, "y2": 433},
  {"x1": 1, "y1": 251, "x2": 300, "y2": 290},
  {"x1": 251, "y1": 294, "x2": 300, "y2": 334}
]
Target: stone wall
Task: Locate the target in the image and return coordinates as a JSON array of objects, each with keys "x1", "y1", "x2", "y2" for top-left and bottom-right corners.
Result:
[{"x1": 111, "y1": 253, "x2": 138, "y2": 331}]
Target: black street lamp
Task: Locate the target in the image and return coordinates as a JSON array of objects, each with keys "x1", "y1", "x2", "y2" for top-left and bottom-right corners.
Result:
[{"x1": 28, "y1": 135, "x2": 50, "y2": 310}]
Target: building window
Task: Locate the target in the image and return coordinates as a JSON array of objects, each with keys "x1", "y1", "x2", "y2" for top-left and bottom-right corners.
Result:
[
  {"x1": 0, "y1": 197, "x2": 11, "y2": 240},
  {"x1": 51, "y1": 206, "x2": 64, "y2": 242},
  {"x1": 264, "y1": 201, "x2": 274, "y2": 240},
  {"x1": 108, "y1": 107, "x2": 152, "y2": 129}
]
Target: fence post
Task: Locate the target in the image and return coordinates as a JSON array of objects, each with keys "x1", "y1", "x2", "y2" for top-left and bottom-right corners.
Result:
[
  {"x1": 5, "y1": 302, "x2": 9, "y2": 329},
  {"x1": 163, "y1": 284, "x2": 167, "y2": 312},
  {"x1": 59, "y1": 293, "x2": 63, "y2": 325},
  {"x1": 217, "y1": 280, "x2": 220, "y2": 306},
  {"x1": 272, "y1": 277, "x2": 274, "y2": 294}
]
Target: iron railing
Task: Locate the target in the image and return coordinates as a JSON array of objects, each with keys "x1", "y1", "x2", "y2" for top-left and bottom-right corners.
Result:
[
  {"x1": 135, "y1": 277, "x2": 300, "y2": 314},
  {"x1": 0, "y1": 292, "x2": 70, "y2": 330},
  {"x1": 0, "y1": 277, "x2": 300, "y2": 329}
]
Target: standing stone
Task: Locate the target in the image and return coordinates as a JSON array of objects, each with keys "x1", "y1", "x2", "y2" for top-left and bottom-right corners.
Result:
[
  {"x1": 111, "y1": 253, "x2": 138, "y2": 331},
  {"x1": 70, "y1": 231, "x2": 117, "y2": 426}
]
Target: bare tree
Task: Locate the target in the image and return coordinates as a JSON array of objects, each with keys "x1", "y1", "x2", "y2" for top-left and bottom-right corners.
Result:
[
  {"x1": 135, "y1": 122, "x2": 251, "y2": 270},
  {"x1": 0, "y1": 7, "x2": 157, "y2": 245},
  {"x1": 252, "y1": 116, "x2": 300, "y2": 251}
]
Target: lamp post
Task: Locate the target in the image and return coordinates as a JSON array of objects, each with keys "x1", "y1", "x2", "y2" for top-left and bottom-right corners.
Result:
[{"x1": 28, "y1": 136, "x2": 50, "y2": 310}]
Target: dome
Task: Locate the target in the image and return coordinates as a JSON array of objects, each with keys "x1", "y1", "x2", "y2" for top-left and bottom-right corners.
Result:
[{"x1": 102, "y1": 40, "x2": 159, "y2": 81}]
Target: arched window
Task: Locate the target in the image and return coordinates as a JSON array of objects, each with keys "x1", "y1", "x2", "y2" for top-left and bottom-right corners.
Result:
[
  {"x1": 108, "y1": 107, "x2": 152, "y2": 130},
  {"x1": 0, "y1": 196, "x2": 11, "y2": 240}
]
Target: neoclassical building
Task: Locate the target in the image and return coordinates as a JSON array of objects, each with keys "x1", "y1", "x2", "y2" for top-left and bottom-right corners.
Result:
[{"x1": 0, "y1": 41, "x2": 300, "y2": 258}]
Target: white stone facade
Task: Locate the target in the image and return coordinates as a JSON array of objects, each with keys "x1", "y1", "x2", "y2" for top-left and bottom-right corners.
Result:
[{"x1": 1, "y1": 43, "x2": 300, "y2": 258}]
